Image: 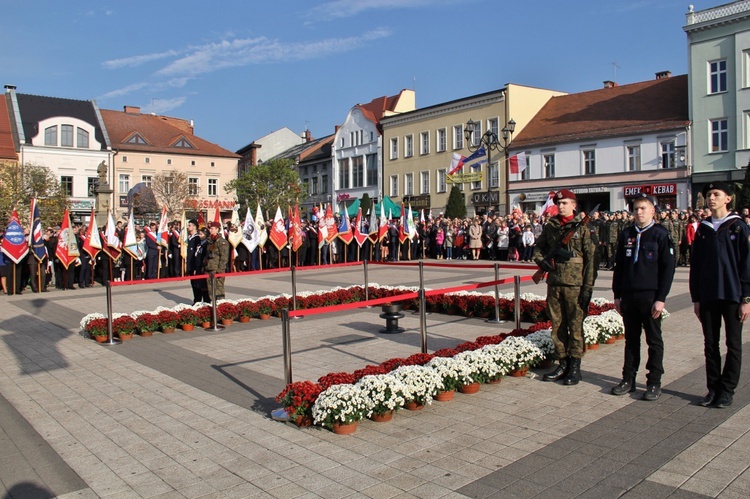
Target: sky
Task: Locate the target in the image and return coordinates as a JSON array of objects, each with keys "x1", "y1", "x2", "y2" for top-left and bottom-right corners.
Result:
[{"x1": 1, "y1": 0, "x2": 718, "y2": 153}]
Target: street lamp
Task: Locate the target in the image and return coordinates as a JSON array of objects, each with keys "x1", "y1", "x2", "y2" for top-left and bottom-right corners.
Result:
[{"x1": 464, "y1": 118, "x2": 515, "y2": 214}]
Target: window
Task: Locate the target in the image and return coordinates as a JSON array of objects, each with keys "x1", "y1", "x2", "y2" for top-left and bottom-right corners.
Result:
[
  {"x1": 61, "y1": 176, "x2": 73, "y2": 196},
  {"x1": 338, "y1": 159, "x2": 349, "y2": 189},
  {"x1": 208, "y1": 178, "x2": 217, "y2": 196},
  {"x1": 370, "y1": 131, "x2": 374, "y2": 142},
  {"x1": 390, "y1": 175, "x2": 399, "y2": 197},
  {"x1": 583, "y1": 150, "x2": 596, "y2": 175},
  {"x1": 210, "y1": 161, "x2": 215, "y2": 167},
  {"x1": 711, "y1": 119, "x2": 729, "y2": 152},
  {"x1": 437, "y1": 169, "x2": 447, "y2": 193},
  {"x1": 311, "y1": 177, "x2": 319, "y2": 195},
  {"x1": 521, "y1": 159, "x2": 530, "y2": 180},
  {"x1": 627, "y1": 145, "x2": 641, "y2": 171},
  {"x1": 404, "y1": 173, "x2": 414, "y2": 196},
  {"x1": 145, "y1": 157, "x2": 150, "y2": 164},
  {"x1": 61, "y1": 125, "x2": 74, "y2": 147},
  {"x1": 352, "y1": 156, "x2": 364, "y2": 188},
  {"x1": 472, "y1": 174, "x2": 482, "y2": 190},
  {"x1": 126, "y1": 133, "x2": 147, "y2": 145},
  {"x1": 471, "y1": 121, "x2": 482, "y2": 147},
  {"x1": 420, "y1": 171, "x2": 430, "y2": 194},
  {"x1": 77, "y1": 128, "x2": 89, "y2": 148},
  {"x1": 490, "y1": 162, "x2": 499, "y2": 188},
  {"x1": 366, "y1": 154, "x2": 377, "y2": 186},
  {"x1": 188, "y1": 177, "x2": 199, "y2": 196},
  {"x1": 390, "y1": 138, "x2": 398, "y2": 159},
  {"x1": 544, "y1": 154, "x2": 555, "y2": 178},
  {"x1": 173, "y1": 138, "x2": 194, "y2": 149},
  {"x1": 141, "y1": 175, "x2": 152, "y2": 188},
  {"x1": 709, "y1": 59, "x2": 727, "y2": 94},
  {"x1": 44, "y1": 126, "x2": 57, "y2": 146},
  {"x1": 453, "y1": 125, "x2": 463, "y2": 150},
  {"x1": 118, "y1": 174, "x2": 130, "y2": 193},
  {"x1": 122, "y1": 156, "x2": 128, "y2": 163},
  {"x1": 437, "y1": 128, "x2": 447, "y2": 152},
  {"x1": 165, "y1": 176, "x2": 174, "y2": 195},
  {"x1": 405, "y1": 135, "x2": 413, "y2": 157},
  {"x1": 661, "y1": 141, "x2": 676, "y2": 168},
  {"x1": 87, "y1": 177, "x2": 97, "y2": 197},
  {"x1": 167, "y1": 159, "x2": 172, "y2": 165},
  {"x1": 489, "y1": 118, "x2": 499, "y2": 138},
  {"x1": 420, "y1": 132, "x2": 429, "y2": 155},
  {"x1": 322, "y1": 175, "x2": 328, "y2": 193}
]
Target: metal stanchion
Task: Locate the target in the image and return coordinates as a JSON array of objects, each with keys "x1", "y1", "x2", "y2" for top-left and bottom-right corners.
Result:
[
  {"x1": 271, "y1": 308, "x2": 293, "y2": 422},
  {"x1": 419, "y1": 288, "x2": 427, "y2": 354},
  {"x1": 413, "y1": 260, "x2": 430, "y2": 315},
  {"x1": 514, "y1": 275, "x2": 521, "y2": 330},
  {"x1": 204, "y1": 272, "x2": 225, "y2": 332},
  {"x1": 290, "y1": 266, "x2": 302, "y2": 320},
  {"x1": 101, "y1": 281, "x2": 121, "y2": 346},
  {"x1": 363, "y1": 260, "x2": 372, "y2": 308},
  {"x1": 486, "y1": 262, "x2": 505, "y2": 324}
]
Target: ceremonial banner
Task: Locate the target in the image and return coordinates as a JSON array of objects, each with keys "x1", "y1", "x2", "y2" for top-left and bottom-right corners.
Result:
[
  {"x1": 82, "y1": 209, "x2": 102, "y2": 259},
  {"x1": 241, "y1": 206, "x2": 259, "y2": 253},
  {"x1": 338, "y1": 212, "x2": 353, "y2": 245},
  {"x1": 255, "y1": 204, "x2": 268, "y2": 248},
  {"x1": 407, "y1": 204, "x2": 417, "y2": 240},
  {"x1": 317, "y1": 203, "x2": 328, "y2": 249},
  {"x1": 353, "y1": 208, "x2": 368, "y2": 247},
  {"x1": 227, "y1": 206, "x2": 243, "y2": 247},
  {"x1": 269, "y1": 206, "x2": 287, "y2": 251},
  {"x1": 104, "y1": 210, "x2": 122, "y2": 260},
  {"x1": 377, "y1": 204, "x2": 388, "y2": 242},
  {"x1": 180, "y1": 211, "x2": 188, "y2": 260},
  {"x1": 447, "y1": 172, "x2": 483, "y2": 184},
  {"x1": 29, "y1": 199, "x2": 46, "y2": 262},
  {"x1": 291, "y1": 205, "x2": 303, "y2": 252},
  {"x1": 123, "y1": 211, "x2": 139, "y2": 258},
  {"x1": 324, "y1": 204, "x2": 338, "y2": 242},
  {"x1": 1, "y1": 210, "x2": 29, "y2": 264},
  {"x1": 55, "y1": 209, "x2": 78, "y2": 269},
  {"x1": 157, "y1": 205, "x2": 169, "y2": 247}
]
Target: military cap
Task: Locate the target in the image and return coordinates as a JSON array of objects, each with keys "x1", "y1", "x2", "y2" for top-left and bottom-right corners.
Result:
[
  {"x1": 553, "y1": 189, "x2": 576, "y2": 204},
  {"x1": 209, "y1": 221, "x2": 222, "y2": 228},
  {"x1": 631, "y1": 192, "x2": 656, "y2": 205},
  {"x1": 702, "y1": 181, "x2": 733, "y2": 198}
]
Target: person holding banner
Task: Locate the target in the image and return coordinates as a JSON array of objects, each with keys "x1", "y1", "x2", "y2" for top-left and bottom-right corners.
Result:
[{"x1": 203, "y1": 221, "x2": 229, "y2": 301}]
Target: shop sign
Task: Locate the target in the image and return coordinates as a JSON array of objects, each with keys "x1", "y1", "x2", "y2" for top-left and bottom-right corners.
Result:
[
  {"x1": 571, "y1": 186, "x2": 609, "y2": 194},
  {"x1": 185, "y1": 199, "x2": 238, "y2": 210},
  {"x1": 471, "y1": 191, "x2": 500, "y2": 205},
  {"x1": 404, "y1": 195, "x2": 431, "y2": 210},
  {"x1": 70, "y1": 199, "x2": 95, "y2": 211},
  {"x1": 448, "y1": 172, "x2": 483, "y2": 183},
  {"x1": 623, "y1": 183, "x2": 676, "y2": 197}
]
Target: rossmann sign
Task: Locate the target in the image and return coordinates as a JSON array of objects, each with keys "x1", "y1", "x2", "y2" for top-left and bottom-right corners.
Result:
[{"x1": 623, "y1": 183, "x2": 676, "y2": 197}]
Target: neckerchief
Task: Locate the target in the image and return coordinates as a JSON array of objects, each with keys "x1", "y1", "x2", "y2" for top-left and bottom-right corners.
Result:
[{"x1": 634, "y1": 220, "x2": 654, "y2": 263}]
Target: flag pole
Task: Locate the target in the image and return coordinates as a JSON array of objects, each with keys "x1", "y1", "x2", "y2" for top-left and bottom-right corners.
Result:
[{"x1": 37, "y1": 262, "x2": 41, "y2": 293}]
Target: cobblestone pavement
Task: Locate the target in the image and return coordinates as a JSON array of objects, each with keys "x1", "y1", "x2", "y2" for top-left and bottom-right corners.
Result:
[{"x1": 0, "y1": 263, "x2": 747, "y2": 498}]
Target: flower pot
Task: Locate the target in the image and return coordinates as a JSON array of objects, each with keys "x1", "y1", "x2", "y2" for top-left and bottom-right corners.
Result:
[
  {"x1": 615, "y1": 334, "x2": 625, "y2": 341},
  {"x1": 201, "y1": 321, "x2": 211, "y2": 328},
  {"x1": 93, "y1": 335, "x2": 108, "y2": 343},
  {"x1": 587, "y1": 342, "x2": 600, "y2": 350},
  {"x1": 259, "y1": 314, "x2": 271, "y2": 320},
  {"x1": 332, "y1": 421, "x2": 358, "y2": 435},
  {"x1": 117, "y1": 332, "x2": 133, "y2": 340},
  {"x1": 369, "y1": 411, "x2": 393, "y2": 422},
  {"x1": 434, "y1": 390, "x2": 455, "y2": 402},
  {"x1": 239, "y1": 316, "x2": 251, "y2": 323},
  {"x1": 140, "y1": 331, "x2": 154, "y2": 337},
  {"x1": 488, "y1": 377, "x2": 503, "y2": 385},
  {"x1": 459, "y1": 382, "x2": 481, "y2": 394},
  {"x1": 604, "y1": 337, "x2": 616, "y2": 345},
  {"x1": 405, "y1": 401, "x2": 425, "y2": 411},
  {"x1": 294, "y1": 416, "x2": 313, "y2": 428},
  {"x1": 181, "y1": 324, "x2": 195, "y2": 331},
  {"x1": 162, "y1": 327, "x2": 175, "y2": 334},
  {"x1": 220, "y1": 319, "x2": 233, "y2": 326},
  {"x1": 511, "y1": 367, "x2": 528, "y2": 377}
]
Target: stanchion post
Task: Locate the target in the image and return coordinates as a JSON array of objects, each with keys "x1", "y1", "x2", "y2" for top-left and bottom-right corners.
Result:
[
  {"x1": 514, "y1": 275, "x2": 521, "y2": 330},
  {"x1": 486, "y1": 262, "x2": 505, "y2": 324},
  {"x1": 413, "y1": 260, "x2": 429, "y2": 315},
  {"x1": 282, "y1": 308, "x2": 292, "y2": 385},
  {"x1": 364, "y1": 260, "x2": 370, "y2": 304},
  {"x1": 101, "y1": 281, "x2": 121, "y2": 346},
  {"x1": 204, "y1": 272, "x2": 225, "y2": 332},
  {"x1": 290, "y1": 265, "x2": 301, "y2": 319},
  {"x1": 419, "y1": 288, "x2": 427, "y2": 354}
]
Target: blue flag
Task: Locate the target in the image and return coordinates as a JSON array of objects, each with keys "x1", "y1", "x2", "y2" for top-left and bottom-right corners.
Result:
[{"x1": 30, "y1": 199, "x2": 46, "y2": 261}]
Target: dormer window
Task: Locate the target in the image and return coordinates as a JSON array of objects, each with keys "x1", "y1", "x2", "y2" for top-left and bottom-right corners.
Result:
[
  {"x1": 126, "y1": 133, "x2": 148, "y2": 145},
  {"x1": 172, "y1": 137, "x2": 195, "y2": 149},
  {"x1": 44, "y1": 126, "x2": 57, "y2": 146}
]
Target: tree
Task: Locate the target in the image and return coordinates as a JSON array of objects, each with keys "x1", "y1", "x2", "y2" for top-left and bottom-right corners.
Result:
[
  {"x1": 736, "y1": 158, "x2": 750, "y2": 211},
  {"x1": 151, "y1": 170, "x2": 194, "y2": 219},
  {"x1": 445, "y1": 184, "x2": 466, "y2": 219},
  {"x1": 0, "y1": 162, "x2": 69, "y2": 227},
  {"x1": 224, "y1": 158, "x2": 307, "y2": 216},
  {"x1": 360, "y1": 192, "x2": 372, "y2": 215}
]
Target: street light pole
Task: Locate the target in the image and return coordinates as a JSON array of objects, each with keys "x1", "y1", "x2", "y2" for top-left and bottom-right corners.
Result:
[{"x1": 464, "y1": 118, "x2": 515, "y2": 215}]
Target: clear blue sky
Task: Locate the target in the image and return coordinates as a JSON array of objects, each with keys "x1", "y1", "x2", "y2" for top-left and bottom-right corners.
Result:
[{"x1": 2, "y1": 0, "x2": 715, "y2": 152}]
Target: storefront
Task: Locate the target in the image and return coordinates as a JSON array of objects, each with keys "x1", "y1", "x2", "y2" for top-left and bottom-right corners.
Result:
[
  {"x1": 623, "y1": 182, "x2": 679, "y2": 211},
  {"x1": 70, "y1": 199, "x2": 96, "y2": 223}
]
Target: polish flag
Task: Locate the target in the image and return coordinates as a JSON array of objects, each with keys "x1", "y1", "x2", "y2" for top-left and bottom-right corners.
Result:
[
  {"x1": 269, "y1": 206, "x2": 288, "y2": 250},
  {"x1": 539, "y1": 191, "x2": 559, "y2": 221},
  {"x1": 509, "y1": 152, "x2": 527, "y2": 174}
]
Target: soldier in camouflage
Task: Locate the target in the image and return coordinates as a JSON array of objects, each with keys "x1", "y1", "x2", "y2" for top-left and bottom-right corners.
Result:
[
  {"x1": 204, "y1": 221, "x2": 230, "y2": 302},
  {"x1": 607, "y1": 212, "x2": 621, "y2": 269},
  {"x1": 534, "y1": 190, "x2": 597, "y2": 386}
]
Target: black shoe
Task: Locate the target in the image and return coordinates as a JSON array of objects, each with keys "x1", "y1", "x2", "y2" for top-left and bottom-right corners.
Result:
[
  {"x1": 543, "y1": 358, "x2": 569, "y2": 382},
  {"x1": 611, "y1": 377, "x2": 636, "y2": 396},
  {"x1": 563, "y1": 358, "x2": 582, "y2": 385},
  {"x1": 715, "y1": 392, "x2": 733, "y2": 408},
  {"x1": 642, "y1": 384, "x2": 661, "y2": 401},
  {"x1": 698, "y1": 391, "x2": 718, "y2": 407}
]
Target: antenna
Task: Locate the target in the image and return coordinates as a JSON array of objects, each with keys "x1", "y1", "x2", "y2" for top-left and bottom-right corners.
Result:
[{"x1": 611, "y1": 61, "x2": 621, "y2": 82}]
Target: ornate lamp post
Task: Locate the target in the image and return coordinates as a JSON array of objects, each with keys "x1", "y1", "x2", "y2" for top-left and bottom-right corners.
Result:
[{"x1": 464, "y1": 118, "x2": 515, "y2": 214}]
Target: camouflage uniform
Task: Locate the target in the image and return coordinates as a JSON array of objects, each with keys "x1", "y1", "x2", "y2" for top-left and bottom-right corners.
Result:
[
  {"x1": 607, "y1": 217, "x2": 620, "y2": 268},
  {"x1": 533, "y1": 213, "x2": 596, "y2": 360},
  {"x1": 204, "y1": 234, "x2": 230, "y2": 300}
]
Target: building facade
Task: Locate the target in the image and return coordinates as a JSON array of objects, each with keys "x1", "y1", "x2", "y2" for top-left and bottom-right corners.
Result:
[
  {"x1": 509, "y1": 74, "x2": 691, "y2": 213},
  {"x1": 381, "y1": 84, "x2": 565, "y2": 216},
  {"x1": 684, "y1": 1, "x2": 750, "y2": 200},
  {"x1": 101, "y1": 106, "x2": 239, "y2": 221}
]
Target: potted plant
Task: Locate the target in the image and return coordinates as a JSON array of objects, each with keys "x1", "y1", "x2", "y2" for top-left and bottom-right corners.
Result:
[
  {"x1": 156, "y1": 309, "x2": 179, "y2": 333},
  {"x1": 133, "y1": 312, "x2": 159, "y2": 336},
  {"x1": 177, "y1": 309, "x2": 198, "y2": 331},
  {"x1": 276, "y1": 380, "x2": 323, "y2": 427},
  {"x1": 80, "y1": 313, "x2": 108, "y2": 342},
  {"x1": 217, "y1": 302, "x2": 238, "y2": 325},
  {"x1": 112, "y1": 315, "x2": 136, "y2": 340},
  {"x1": 256, "y1": 299, "x2": 274, "y2": 319},
  {"x1": 425, "y1": 356, "x2": 465, "y2": 401},
  {"x1": 311, "y1": 383, "x2": 367, "y2": 434},
  {"x1": 237, "y1": 300, "x2": 257, "y2": 322},
  {"x1": 390, "y1": 365, "x2": 443, "y2": 409},
  {"x1": 356, "y1": 374, "x2": 407, "y2": 421},
  {"x1": 195, "y1": 305, "x2": 212, "y2": 328}
]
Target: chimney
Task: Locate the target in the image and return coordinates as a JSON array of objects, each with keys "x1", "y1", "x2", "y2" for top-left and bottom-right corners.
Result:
[
  {"x1": 655, "y1": 70, "x2": 671, "y2": 80},
  {"x1": 4, "y1": 84, "x2": 16, "y2": 93},
  {"x1": 124, "y1": 105, "x2": 141, "y2": 114},
  {"x1": 603, "y1": 80, "x2": 618, "y2": 88},
  {"x1": 304, "y1": 129, "x2": 313, "y2": 142},
  {"x1": 335, "y1": 125, "x2": 341, "y2": 133}
]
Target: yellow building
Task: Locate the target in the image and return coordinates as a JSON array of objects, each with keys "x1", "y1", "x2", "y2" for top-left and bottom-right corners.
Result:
[{"x1": 380, "y1": 84, "x2": 564, "y2": 216}]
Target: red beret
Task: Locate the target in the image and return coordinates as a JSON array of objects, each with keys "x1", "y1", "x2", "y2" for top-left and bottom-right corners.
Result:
[
  {"x1": 209, "y1": 221, "x2": 222, "y2": 228},
  {"x1": 554, "y1": 189, "x2": 576, "y2": 204}
]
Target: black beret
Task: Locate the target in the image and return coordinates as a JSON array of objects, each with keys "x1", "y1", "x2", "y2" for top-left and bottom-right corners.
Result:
[{"x1": 702, "y1": 181, "x2": 733, "y2": 198}]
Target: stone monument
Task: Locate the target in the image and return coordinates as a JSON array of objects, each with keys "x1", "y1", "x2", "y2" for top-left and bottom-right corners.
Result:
[{"x1": 94, "y1": 161, "x2": 113, "y2": 225}]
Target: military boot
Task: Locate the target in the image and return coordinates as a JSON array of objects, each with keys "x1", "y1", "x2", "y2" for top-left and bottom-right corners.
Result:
[
  {"x1": 563, "y1": 358, "x2": 582, "y2": 385},
  {"x1": 611, "y1": 376, "x2": 636, "y2": 396},
  {"x1": 542, "y1": 358, "x2": 569, "y2": 382}
]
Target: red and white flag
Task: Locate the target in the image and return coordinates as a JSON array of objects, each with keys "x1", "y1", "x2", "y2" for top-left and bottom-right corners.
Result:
[
  {"x1": 353, "y1": 208, "x2": 368, "y2": 247},
  {"x1": 291, "y1": 205, "x2": 303, "y2": 252},
  {"x1": 157, "y1": 205, "x2": 169, "y2": 247},
  {"x1": 539, "y1": 191, "x2": 559, "y2": 221},
  {"x1": 1, "y1": 209, "x2": 29, "y2": 264},
  {"x1": 324, "y1": 204, "x2": 338, "y2": 242},
  {"x1": 82, "y1": 209, "x2": 102, "y2": 259},
  {"x1": 378, "y1": 204, "x2": 388, "y2": 242},
  {"x1": 317, "y1": 203, "x2": 328, "y2": 248},
  {"x1": 448, "y1": 153, "x2": 465, "y2": 175},
  {"x1": 55, "y1": 209, "x2": 79, "y2": 269},
  {"x1": 509, "y1": 152, "x2": 527, "y2": 175},
  {"x1": 269, "y1": 206, "x2": 287, "y2": 251}
]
